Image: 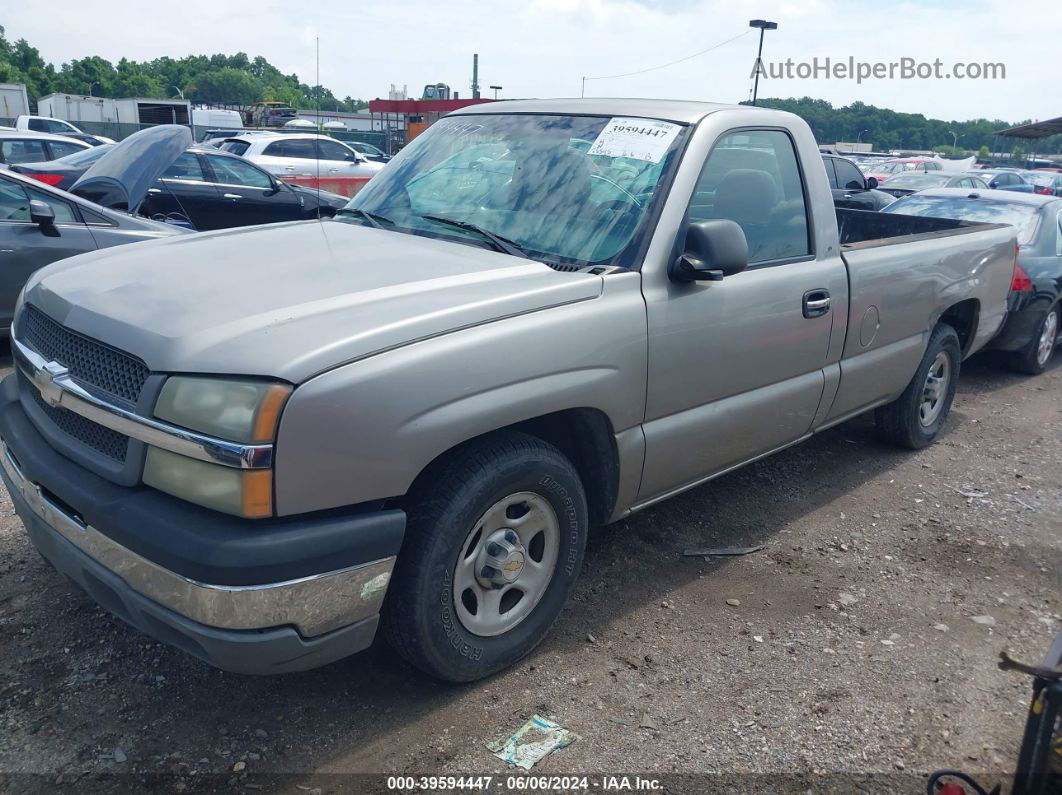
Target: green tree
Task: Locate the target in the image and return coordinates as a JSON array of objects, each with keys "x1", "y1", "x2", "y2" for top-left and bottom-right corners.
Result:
[{"x1": 187, "y1": 67, "x2": 260, "y2": 105}]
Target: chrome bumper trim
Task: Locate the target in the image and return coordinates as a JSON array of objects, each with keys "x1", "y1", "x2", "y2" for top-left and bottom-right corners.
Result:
[
  {"x1": 12, "y1": 336, "x2": 273, "y2": 469},
  {"x1": 1, "y1": 440, "x2": 393, "y2": 637}
]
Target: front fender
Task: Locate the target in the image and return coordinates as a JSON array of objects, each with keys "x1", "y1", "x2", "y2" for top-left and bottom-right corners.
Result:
[{"x1": 273, "y1": 273, "x2": 648, "y2": 516}]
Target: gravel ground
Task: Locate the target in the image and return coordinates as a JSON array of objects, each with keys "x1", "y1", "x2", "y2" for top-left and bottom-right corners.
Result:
[{"x1": 0, "y1": 353, "x2": 1058, "y2": 794}]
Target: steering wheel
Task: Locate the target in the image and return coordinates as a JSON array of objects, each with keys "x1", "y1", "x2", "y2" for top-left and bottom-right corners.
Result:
[{"x1": 590, "y1": 173, "x2": 642, "y2": 207}]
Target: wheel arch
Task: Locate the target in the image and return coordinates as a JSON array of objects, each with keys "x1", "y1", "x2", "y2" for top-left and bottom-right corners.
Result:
[
  {"x1": 937, "y1": 298, "x2": 980, "y2": 357},
  {"x1": 404, "y1": 407, "x2": 620, "y2": 528}
]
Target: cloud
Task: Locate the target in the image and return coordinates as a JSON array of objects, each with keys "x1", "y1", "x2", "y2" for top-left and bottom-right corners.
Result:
[{"x1": 4, "y1": 0, "x2": 1057, "y2": 121}]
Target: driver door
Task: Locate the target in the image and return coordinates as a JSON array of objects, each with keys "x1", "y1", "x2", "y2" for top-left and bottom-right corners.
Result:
[{"x1": 638, "y1": 129, "x2": 847, "y2": 502}]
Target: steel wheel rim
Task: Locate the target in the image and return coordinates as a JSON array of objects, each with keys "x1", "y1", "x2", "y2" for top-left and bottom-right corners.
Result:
[
  {"x1": 919, "y1": 351, "x2": 950, "y2": 427},
  {"x1": 1036, "y1": 310, "x2": 1058, "y2": 367},
  {"x1": 452, "y1": 491, "x2": 560, "y2": 637}
]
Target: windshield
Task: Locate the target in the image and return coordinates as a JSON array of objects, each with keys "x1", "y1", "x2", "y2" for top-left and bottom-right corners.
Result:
[
  {"x1": 883, "y1": 195, "x2": 1042, "y2": 244},
  {"x1": 339, "y1": 113, "x2": 687, "y2": 269},
  {"x1": 884, "y1": 173, "x2": 949, "y2": 188},
  {"x1": 54, "y1": 144, "x2": 114, "y2": 166}
]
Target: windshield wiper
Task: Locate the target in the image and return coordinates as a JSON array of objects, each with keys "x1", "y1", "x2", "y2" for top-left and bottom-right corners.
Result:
[
  {"x1": 336, "y1": 208, "x2": 395, "y2": 229},
  {"x1": 419, "y1": 214, "x2": 531, "y2": 259}
]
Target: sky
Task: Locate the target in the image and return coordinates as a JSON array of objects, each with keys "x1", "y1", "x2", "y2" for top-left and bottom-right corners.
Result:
[{"x1": 5, "y1": 0, "x2": 1059, "y2": 123}]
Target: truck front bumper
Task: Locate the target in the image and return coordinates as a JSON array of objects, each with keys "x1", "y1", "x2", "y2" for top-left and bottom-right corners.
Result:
[{"x1": 0, "y1": 377, "x2": 406, "y2": 674}]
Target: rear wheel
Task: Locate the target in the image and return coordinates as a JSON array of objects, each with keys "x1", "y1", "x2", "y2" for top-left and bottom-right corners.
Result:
[
  {"x1": 1008, "y1": 305, "x2": 1059, "y2": 375},
  {"x1": 382, "y1": 431, "x2": 588, "y2": 682},
  {"x1": 876, "y1": 324, "x2": 961, "y2": 450}
]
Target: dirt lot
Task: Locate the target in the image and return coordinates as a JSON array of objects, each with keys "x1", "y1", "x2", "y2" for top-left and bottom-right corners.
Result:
[{"x1": 0, "y1": 353, "x2": 1058, "y2": 794}]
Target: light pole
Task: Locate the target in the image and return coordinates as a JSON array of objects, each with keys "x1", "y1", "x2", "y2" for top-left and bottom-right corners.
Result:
[
  {"x1": 856, "y1": 129, "x2": 869, "y2": 143},
  {"x1": 490, "y1": 85, "x2": 503, "y2": 100},
  {"x1": 172, "y1": 86, "x2": 184, "y2": 100},
  {"x1": 87, "y1": 82, "x2": 101, "y2": 97},
  {"x1": 748, "y1": 19, "x2": 778, "y2": 106},
  {"x1": 949, "y1": 130, "x2": 959, "y2": 148}
]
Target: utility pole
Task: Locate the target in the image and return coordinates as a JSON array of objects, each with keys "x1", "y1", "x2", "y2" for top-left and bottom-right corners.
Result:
[
  {"x1": 471, "y1": 54, "x2": 481, "y2": 99},
  {"x1": 748, "y1": 19, "x2": 777, "y2": 106}
]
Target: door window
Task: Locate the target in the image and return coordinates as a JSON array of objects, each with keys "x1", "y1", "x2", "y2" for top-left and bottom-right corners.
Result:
[
  {"x1": 0, "y1": 178, "x2": 30, "y2": 220},
  {"x1": 835, "y1": 159, "x2": 866, "y2": 190},
  {"x1": 206, "y1": 155, "x2": 273, "y2": 188},
  {"x1": 0, "y1": 177, "x2": 77, "y2": 223},
  {"x1": 689, "y1": 129, "x2": 811, "y2": 264},
  {"x1": 25, "y1": 185, "x2": 78, "y2": 223},
  {"x1": 47, "y1": 140, "x2": 86, "y2": 159},
  {"x1": 822, "y1": 158, "x2": 839, "y2": 189},
  {"x1": 317, "y1": 139, "x2": 358, "y2": 162},
  {"x1": 161, "y1": 152, "x2": 207, "y2": 182},
  {"x1": 263, "y1": 139, "x2": 316, "y2": 159},
  {"x1": 1, "y1": 139, "x2": 48, "y2": 164}
]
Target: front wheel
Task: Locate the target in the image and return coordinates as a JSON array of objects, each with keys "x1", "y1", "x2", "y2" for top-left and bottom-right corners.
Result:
[
  {"x1": 382, "y1": 432, "x2": 588, "y2": 682},
  {"x1": 876, "y1": 323, "x2": 961, "y2": 450}
]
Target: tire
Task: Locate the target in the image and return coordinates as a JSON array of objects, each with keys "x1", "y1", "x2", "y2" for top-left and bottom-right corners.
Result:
[
  {"x1": 1007, "y1": 305, "x2": 1059, "y2": 375},
  {"x1": 382, "y1": 431, "x2": 588, "y2": 682},
  {"x1": 876, "y1": 323, "x2": 961, "y2": 450}
]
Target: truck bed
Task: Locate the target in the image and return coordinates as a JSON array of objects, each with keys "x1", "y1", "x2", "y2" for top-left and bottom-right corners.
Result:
[{"x1": 836, "y1": 207, "x2": 997, "y2": 247}]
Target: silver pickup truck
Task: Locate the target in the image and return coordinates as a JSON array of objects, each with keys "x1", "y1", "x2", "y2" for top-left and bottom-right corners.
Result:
[{"x1": 0, "y1": 99, "x2": 1017, "y2": 681}]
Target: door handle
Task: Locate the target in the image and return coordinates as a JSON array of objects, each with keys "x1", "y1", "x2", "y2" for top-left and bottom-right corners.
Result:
[
  {"x1": 146, "y1": 188, "x2": 161, "y2": 194},
  {"x1": 803, "y1": 290, "x2": 831, "y2": 318},
  {"x1": 328, "y1": 167, "x2": 340, "y2": 173},
  {"x1": 284, "y1": 166, "x2": 295, "y2": 172},
  {"x1": 222, "y1": 193, "x2": 242, "y2": 200}
]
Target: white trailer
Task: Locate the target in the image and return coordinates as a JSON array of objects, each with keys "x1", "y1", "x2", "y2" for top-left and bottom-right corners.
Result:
[
  {"x1": 0, "y1": 83, "x2": 30, "y2": 119},
  {"x1": 35, "y1": 94, "x2": 192, "y2": 126}
]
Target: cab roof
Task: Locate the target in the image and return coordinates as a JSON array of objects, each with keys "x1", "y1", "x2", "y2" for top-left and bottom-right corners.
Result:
[{"x1": 448, "y1": 97, "x2": 749, "y2": 125}]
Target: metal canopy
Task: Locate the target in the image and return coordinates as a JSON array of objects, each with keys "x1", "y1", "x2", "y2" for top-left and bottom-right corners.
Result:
[{"x1": 995, "y1": 116, "x2": 1062, "y2": 139}]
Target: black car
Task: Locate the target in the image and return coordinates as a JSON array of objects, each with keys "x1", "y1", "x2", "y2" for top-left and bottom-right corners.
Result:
[
  {"x1": 14, "y1": 146, "x2": 348, "y2": 231},
  {"x1": 10, "y1": 144, "x2": 114, "y2": 189},
  {"x1": 822, "y1": 154, "x2": 895, "y2": 211},
  {"x1": 884, "y1": 189, "x2": 1062, "y2": 374}
]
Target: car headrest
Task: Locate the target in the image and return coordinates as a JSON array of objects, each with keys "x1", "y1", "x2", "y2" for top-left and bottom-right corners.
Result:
[{"x1": 713, "y1": 169, "x2": 778, "y2": 225}]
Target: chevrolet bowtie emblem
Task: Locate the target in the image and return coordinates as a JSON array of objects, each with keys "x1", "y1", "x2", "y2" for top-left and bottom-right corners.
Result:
[{"x1": 34, "y1": 361, "x2": 69, "y2": 407}]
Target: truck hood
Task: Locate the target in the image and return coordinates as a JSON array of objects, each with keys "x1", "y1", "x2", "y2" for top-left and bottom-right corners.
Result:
[{"x1": 22, "y1": 221, "x2": 603, "y2": 383}]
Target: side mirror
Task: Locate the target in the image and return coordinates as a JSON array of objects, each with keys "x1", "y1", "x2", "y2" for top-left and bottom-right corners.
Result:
[
  {"x1": 29, "y1": 199, "x2": 55, "y2": 227},
  {"x1": 866, "y1": 176, "x2": 878, "y2": 189},
  {"x1": 671, "y1": 219, "x2": 749, "y2": 283}
]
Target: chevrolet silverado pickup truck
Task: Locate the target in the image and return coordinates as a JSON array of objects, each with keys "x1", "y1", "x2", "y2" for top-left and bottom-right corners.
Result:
[{"x1": 0, "y1": 99, "x2": 1018, "y2": 681}]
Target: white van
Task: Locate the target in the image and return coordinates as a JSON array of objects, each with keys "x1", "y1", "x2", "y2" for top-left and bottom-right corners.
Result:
[{"x1": 192, "y1": 108, "x2": 244, "y2": 132}]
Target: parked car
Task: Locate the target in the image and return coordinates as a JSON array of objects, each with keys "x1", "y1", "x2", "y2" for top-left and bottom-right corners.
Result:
[
  {"x1": 249, "y1": 101, "x2": 297, "y2": 128},
  {"x1": 0, "y1": 131, "x2": 91, "y2": 166},
  {"x1": 965, "y1": 169, "x2": 1033, "y2": 192},
  {"x1": 0, "y1": 135, "x2": 189, "y2": 330},
  {"x1": 877, "y1": 171, "x2": 989, "y2": 198},
  {"x1": 10, "y1": 144, "x2": 114, "y2": 189},
  {"x1": 1020, "y1": 170, "x2": 1062, "y2": 197},
  {"x1": 865, "y1": 157, "x2": 944, "y2": 183},
  {"x1": 884, "y1": 188, "x2": 1062, "y2": 373},
  {"x1": 0, "y1": 100, "x2": 1018, "y2": 680},
  {"x1": 347, "y1": 140, "x2": 391, "y2": 163},
  {"x1": 822, "y1": 154, "x2": 895, "y2": 210},
  {"x1": 15, "y1": 144, "x2": 347, "y2": 230},
  {"x1": 198, "y1": 129, "x2": 256, "y2": 147},
  {"x1": 219, "y1": 133, "x2": 384, "y2": 182},
  {"x1": 15, "y1": 115, "x2": 114, "y2": 147}
]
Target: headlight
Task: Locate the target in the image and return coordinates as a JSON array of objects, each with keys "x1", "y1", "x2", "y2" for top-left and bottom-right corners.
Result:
[
  {"x1": 145, "y1": 377, "x2": 291, "y2": 518},
  {"x1": 143, "y1": 447, "x2": 273, "y2": 518},
  {"x1": 154, "y1": 377, "x2": 291, "y2": 444}
]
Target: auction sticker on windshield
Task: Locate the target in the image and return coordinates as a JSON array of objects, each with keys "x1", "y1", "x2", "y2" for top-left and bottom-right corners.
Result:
[{"x1": 586, "y1": 117, "x2": 681, "y2": 163}]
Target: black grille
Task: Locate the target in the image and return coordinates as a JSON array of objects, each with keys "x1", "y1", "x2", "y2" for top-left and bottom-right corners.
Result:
[
  {"x1": 28, "y1": 384, "x2": 130, "y2": 462},
  {"x1": 20, "y1": 305, "x2": 149, "y2": 405}
]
